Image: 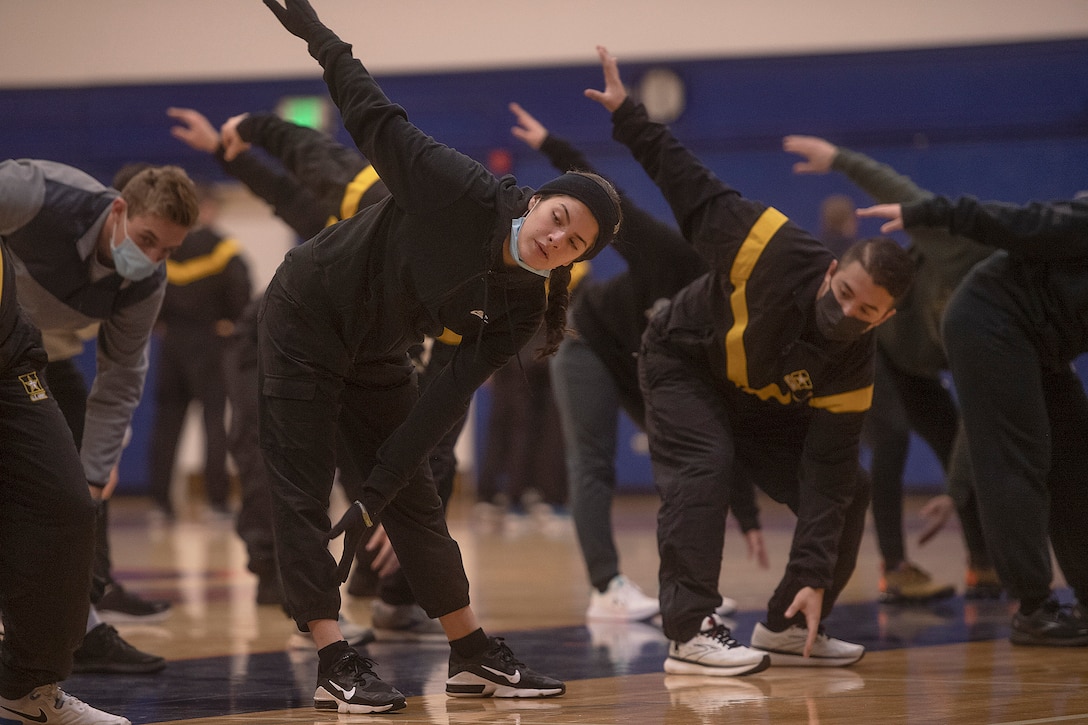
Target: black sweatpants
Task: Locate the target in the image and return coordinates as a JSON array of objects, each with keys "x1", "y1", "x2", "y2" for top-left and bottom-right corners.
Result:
[
  {"x1": 944, "y1": 254, "x2": 1088, "y2": 605},
  {"x1": 866, "y1": 349, "x2": 989, "y2": 570},
  {"x1": 257, "y1": 277, "x2": 470, "y2": 630},
  {"x1": 0, "y1": 357, "x2": 95, "y2": 698},
  {"x1": 43, "y1": 358, "x2": 112, "y2": 601},
  {"x1": 148, "y1": 329, "x2": 230, "y2": 511},
  {"x1": 639, "y1": 340, "x2": 868, "y2": 642}
]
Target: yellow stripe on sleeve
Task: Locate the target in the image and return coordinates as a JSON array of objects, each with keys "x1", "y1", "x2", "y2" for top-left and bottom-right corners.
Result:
[
  {"x1": 809, "y1": 385, "x2": 873, "y2": 413},
  {"x1": 166, "y1": 238, "x2": 242, "y2": 286},
  {"x1": 339, "y1": 165, "x2": 381, "y2": 221}
]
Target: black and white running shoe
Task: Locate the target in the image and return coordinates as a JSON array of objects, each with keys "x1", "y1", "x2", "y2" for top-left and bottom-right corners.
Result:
[
  {"x1": 446, "y1": 636, "x2": 565, "y2": 698},
  {"x1": 314, "y1": 649, "x2": 405, "y2": 714}
]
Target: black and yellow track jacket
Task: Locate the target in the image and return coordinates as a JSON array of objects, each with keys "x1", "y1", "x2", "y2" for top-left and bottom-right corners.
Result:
[
  {"x1": 611, "y1": 98, "x2": 876, "y2": 590},
  {"x1": 276, "y1": 30, "x2": 548, "y2": 501},
  {"x1": 234, "y1": 112, "x2": 390, "y2": 231}
]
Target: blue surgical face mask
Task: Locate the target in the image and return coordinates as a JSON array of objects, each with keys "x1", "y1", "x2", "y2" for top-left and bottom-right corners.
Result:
[
  {"x1": 111, "y1": 214, "x2": 162, "y2": 281},
  {"x1": 509, "y1": 215, "x2": 550, "y2": 278}
]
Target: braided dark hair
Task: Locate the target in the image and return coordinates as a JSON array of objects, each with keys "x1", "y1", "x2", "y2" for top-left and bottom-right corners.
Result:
[{"x1": 535, "y1": 263, "x2": 572, "y2": 358}]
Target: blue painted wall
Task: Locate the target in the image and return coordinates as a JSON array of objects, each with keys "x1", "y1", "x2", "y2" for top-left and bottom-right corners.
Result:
[{"x1": 8, "y1": 38, "x2": 1087, "y2": 493}]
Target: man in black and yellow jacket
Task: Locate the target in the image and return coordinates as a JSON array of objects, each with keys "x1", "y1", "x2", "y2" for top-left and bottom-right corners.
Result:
[{"x1": 586, "y1": 48, "x2": 914, "y2": 676}]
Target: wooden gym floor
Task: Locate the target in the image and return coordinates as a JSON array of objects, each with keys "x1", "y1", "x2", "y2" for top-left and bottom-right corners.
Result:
[{"x1": 69, "y1": 490, "x2": 1088, "y2": 724}]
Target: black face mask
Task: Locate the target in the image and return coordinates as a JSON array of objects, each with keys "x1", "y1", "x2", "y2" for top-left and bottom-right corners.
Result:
[{"x1": 814, "y1": 288, "x2": 871, "y2": 342}]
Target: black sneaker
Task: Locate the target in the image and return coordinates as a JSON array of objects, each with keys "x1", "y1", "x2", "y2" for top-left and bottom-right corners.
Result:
[
  {"x1": 97, "y1": 583, "x2": 171, "y2": 624},
  {"x1": 314, "y1": 649, "x2": 406, "y2": 714},
  {"x1": 1010, "y1": 599, "x2": 1088, "y2": 646},
  {"x1": 73, "y1": 623, "x2": 166, "y2": 674},
  {"x1": 446, "y1": 637, "x2": 565, "y2": 698}
]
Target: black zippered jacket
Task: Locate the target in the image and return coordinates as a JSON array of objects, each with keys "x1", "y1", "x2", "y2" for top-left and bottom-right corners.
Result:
[{"x1": 282, "y1": 31, "x2": 548, "y2": 496}]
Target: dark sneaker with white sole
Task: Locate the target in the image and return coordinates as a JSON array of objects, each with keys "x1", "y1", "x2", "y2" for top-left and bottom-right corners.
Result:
[
  {"x1": 96, "y1": 583, "x2": 171, "y2": 625},
  {"x1": 446, "y1": 637, "x2": 565, "y2": 698},
  {"x1": 314, "y1": 649, "x2": 406, "y2": 713},
  {"x1": 72, "y1": 624, "x2": 166, "y2": 674}
]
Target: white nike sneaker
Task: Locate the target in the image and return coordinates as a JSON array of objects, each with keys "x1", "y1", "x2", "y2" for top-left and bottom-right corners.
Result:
[
  {"x1": 665, "y1": 614, "x2": 770, "y2": 677},
  {"x1": 586, "y1": 575, "x2": 660, "y2": 622},
  {"x1": 446, "y1": 636, "x2": 564, "y2": 698},
  {"x1": 0, "y1": 683, "x2": 130, "y2": 725},
  {"x1": 749, "y1": 622, "x2": 865, "y2": 666}
]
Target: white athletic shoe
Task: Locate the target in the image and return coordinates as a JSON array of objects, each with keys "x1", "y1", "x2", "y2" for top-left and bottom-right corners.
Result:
[
  {"x1": 288, "y1": 613, "x2": 375, "y2": 650},
  {"x1": 586, "y1": 575, "x2": 660, "y2": 622},
  {"x1": 749, "y1": 622, "x2": 865, "y2": 666},
  {"x1": 0, "y1": 683, "x2": 130, "y2": 725},
  {"x1": 665, "y1": 614, "x2": 770, "y2": 677}
]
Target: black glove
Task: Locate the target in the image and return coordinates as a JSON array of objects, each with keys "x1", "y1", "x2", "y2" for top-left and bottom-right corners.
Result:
[
  {"x1": 263, "y1": 0, "x2": 326, "y2": 42},
  {"x1": 326, "y1": 500, "x2": 375, "y2": 583}
]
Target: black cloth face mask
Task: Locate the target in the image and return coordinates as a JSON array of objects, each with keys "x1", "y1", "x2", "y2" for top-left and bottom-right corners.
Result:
[{"x1": 814, "y1": 288, "x2": 871, "y2": 342}]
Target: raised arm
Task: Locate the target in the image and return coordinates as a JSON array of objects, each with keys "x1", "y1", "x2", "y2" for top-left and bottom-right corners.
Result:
[
  {"x1": 509, "y1": 102, "x2": 705, "y2": 285},
  {"x1": 262, "y1": 0, "x2": 497, "y2": 213},
  {"x1": 584, "y1": 47, "x2": 757, "y2": 271},
  {"x1": 784, "y1": 135, "x2": 928, "y2": 205},
  {"x1": 169, "y1": 107, "x2": 327, "y2": 239},
  {"x1": 229, "y1": 112, "x2": 371, "y2": 218},
  {"x1": 861, "y1": 196, "x2": 1088, "y2": 260}
]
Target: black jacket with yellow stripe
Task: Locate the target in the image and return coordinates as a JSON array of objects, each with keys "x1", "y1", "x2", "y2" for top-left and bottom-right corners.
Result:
[
  {"x1": 235, "y1": 112, "x2": 389, "y2": 231},
  {"x1": 160, "y1": 226, "x2": 251, "y2": 332},
  {"x1": 611, "y1": 98, "x2": 874, "y2": 590}
]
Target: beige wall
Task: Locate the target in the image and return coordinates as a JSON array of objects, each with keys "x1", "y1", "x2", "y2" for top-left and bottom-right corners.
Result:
[{"x1": 2, "y1": 0, "x2": 1088, "y2": 88}]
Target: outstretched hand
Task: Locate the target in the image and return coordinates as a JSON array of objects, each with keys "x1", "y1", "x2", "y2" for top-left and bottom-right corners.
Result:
[
  {"x1": 167, "y1": 108, "x2": 220, "y2": 154},
  {"x1": 782, "y1": 135, "x2": 837, "y2": 175},
  {"x1": 584, "y1": 45, "x2": 627, "y2": 113},
  {"x1": 219, "y1": 113, "x2": 252, "y2": 162},
  {"x1": 263, "y1": 0, "x2": 325, "y2": 41},
  {"x1": 856, "y1": 203, "x2": 905, "y2": 233},
  {"x1": 509, "y1": 102, "x2": 548, "y2": 150}
]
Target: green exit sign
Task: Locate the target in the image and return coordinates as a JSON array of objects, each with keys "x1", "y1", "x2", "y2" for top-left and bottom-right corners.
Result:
[{"x1": 276, "y1": 96, "x2": 329, "y2": 131}]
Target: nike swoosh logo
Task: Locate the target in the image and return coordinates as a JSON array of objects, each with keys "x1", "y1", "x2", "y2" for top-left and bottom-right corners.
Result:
[
  {"x1": 329, "y1": 682, "x2": 357, "y2": 700},
  {"x1": 481, "y1": 665, "x2": 521, "y2": 684},
  {"x1": 1, "y1": 705, "x2": 47, "y2": 723}
]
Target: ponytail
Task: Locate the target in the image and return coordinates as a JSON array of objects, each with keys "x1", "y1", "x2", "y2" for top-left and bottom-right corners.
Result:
[{"x1": 536, "y1": 264, "x2": 572, "y2": 358}]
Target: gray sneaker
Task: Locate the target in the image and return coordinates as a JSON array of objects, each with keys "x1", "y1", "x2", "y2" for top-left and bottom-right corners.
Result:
[
  {"x1": 750, "y1": 622, "x2": 865, "y2": 666},
  {"x1": 665, "y1": 614, "x2": 770, "y2": 677},
  {"x1": 371, "y1": 600, "x2": 445, "y2": 641}
]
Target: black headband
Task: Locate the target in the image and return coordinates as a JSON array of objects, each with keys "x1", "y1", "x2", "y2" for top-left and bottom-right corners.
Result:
[{"x1": 536, "y1": 173, "x2": 620, "y2": 260}]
